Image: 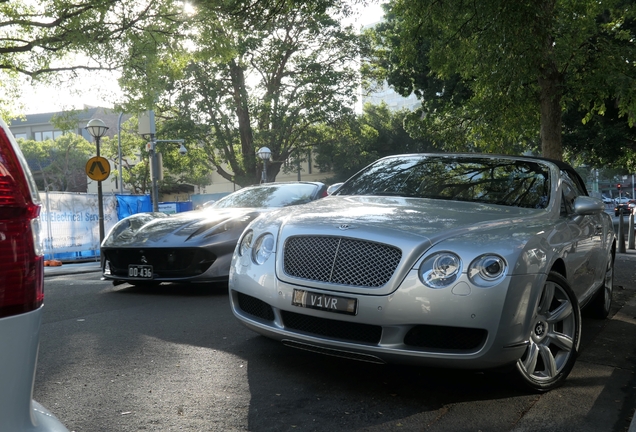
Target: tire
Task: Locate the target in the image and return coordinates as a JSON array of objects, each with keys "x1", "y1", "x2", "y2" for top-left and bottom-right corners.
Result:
[
  {"x1": 587, "y1": 250, "x2": 614, "y2": 319},
  {"x1": 514, "y1": 271, "x2": 581, "y2": 392}
]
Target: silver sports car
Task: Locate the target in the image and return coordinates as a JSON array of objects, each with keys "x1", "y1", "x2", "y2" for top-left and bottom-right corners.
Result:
[
  {"x1": 101, "y1": 181, "x2": 327, "y2": 286},
  {"x1": 229, "y1": 154, "x2": 615, "y2": 392}
]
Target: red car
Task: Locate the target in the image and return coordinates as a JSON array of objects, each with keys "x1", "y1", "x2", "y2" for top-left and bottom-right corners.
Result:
[{"x1": 0, "y1": 117, "x2": 68, "y2": 431}]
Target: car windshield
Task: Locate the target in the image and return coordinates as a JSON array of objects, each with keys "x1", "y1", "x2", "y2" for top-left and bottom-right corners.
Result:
[
  {"x1": 336, "y1": 155, "x2": 551, "y2": 209},
  {"x1": 210, "y1": 183, "x2": 319, "y2": 209}
]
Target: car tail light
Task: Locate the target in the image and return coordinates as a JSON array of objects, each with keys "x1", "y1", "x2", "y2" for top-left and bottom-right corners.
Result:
[{"x1": 0, "y1": 121, "x2": 44, "y2": 319}]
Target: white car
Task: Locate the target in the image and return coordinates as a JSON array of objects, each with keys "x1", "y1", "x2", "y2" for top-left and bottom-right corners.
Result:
[
  {"x1": 0, "y1": 117, "x2": 68, "y2": 431},
  {"x1": 614, "y1": 197, "x2": 630, "y2": 205}
]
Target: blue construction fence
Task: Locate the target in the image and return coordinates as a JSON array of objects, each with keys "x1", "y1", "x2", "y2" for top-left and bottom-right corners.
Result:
[{"x1": 42, "y1": 192, "x2": 223, "y2": 262}]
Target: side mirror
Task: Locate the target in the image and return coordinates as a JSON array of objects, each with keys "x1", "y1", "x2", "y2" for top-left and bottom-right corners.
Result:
[
  {"x1": 327, "y1": 182, "x2": 344, "y2": 195},
  {"x1": 573, "y1": 196, "x2": 605, "y2": 215}
]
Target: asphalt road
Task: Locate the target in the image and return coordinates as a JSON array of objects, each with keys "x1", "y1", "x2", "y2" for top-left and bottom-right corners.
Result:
[{"x1": 36, "y1": 256, "x2": 636, "y2": 432}]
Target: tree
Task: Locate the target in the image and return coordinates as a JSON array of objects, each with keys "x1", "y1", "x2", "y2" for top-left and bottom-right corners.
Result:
[
  {"x1": 99, "y1": 117, "x2": 211, "y2": 195},
  {"x1": 315, "y1": 103, "x2": 435, "y2": 181},
  {"x1": 18, "y1": 134, "x2": 94, "y2": 191},
  {"x1": 0, "y1": 0, "x2": 186, "y2": 117},
  {"x1": 365, "y1": 0, "x2": 636, "y2": 160},
  {"x1": 563, "y1": 100, "x2": 636, "y2": 170},
  {"x1": 119, "y1": 0, "x2": 361, "y2": 186}
]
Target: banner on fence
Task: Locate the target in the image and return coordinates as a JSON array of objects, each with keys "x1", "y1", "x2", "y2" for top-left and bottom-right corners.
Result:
[{"x1": 41, "y1": 192, "x2": 119, "y2": 261}]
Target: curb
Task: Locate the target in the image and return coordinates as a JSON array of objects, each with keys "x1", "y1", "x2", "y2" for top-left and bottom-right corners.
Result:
[{"x1": 43, "y1": 261, "x2": 101, "y2": 278}]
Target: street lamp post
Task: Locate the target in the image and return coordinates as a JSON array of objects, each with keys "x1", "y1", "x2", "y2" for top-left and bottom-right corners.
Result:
[
  {"x1": 138, "y1": 110, "x2": 187, "y2": 212},
  {"x1": 85, "y1": 118, "x2": 109, "y2": 243},
  {"x1": 149, "y1": 139, "x2": 188, "y2": 212},
  {"x1": 257, "y1": 147, "x2": 271, "y2": 183},
  {"x1": 117, "y1": 112, "x2": 124, "y2": 194}
]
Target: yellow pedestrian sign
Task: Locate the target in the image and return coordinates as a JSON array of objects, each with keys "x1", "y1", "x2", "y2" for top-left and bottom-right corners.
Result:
[{"x1": 86, "y1": 156, "x2": 110, "y2": 181}]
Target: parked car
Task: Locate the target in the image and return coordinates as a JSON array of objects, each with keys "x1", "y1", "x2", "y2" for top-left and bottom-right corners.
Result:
[
  {"x1": 615, "y1": 201, "x2": 632, "y2": 216},
  {"x1": 602, "y1": 195, "x2": 613, "y2": 204},
  {"x1": 0, "y1": 117, "x2": 68, "y2": 431},
  {"x1": 614, "y1": 196, "x2": 630, "y2": 205},
  {"x1": 101, "y1": 181, "x2": 327, "y2": 286},
  {"x1": 229, "y1": 153, "x2": 615, "y2": 392}
]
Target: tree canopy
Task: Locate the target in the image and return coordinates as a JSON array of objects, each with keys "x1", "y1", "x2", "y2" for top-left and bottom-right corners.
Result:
[
  {"x1": 0, "y1": 0, "x2": 186, "y2": 116},
  {"x1": 314, "y1": 103, "x2": 435, "y2": 181},
  {"x1": 18, "y1": 133, "x2": 94, "y2": 191},
  {"x1": 365, "y1": 0, "x2": 636, "y2": 161},
  {"x1": 119, "y1": 0, "x2": 361, "y2": 186}
]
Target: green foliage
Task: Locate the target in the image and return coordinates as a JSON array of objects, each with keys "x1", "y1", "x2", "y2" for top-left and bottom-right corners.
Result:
[
  {"x1": 99, "y1": 117, "x2": 151, "y2": 194},
  {"x1": 0, "y1": 0, "x2": 186, "y2": 117},
  {"x1": 314, "y1": 103, "x2": 435, "y2": 182},
  {"x1": 365, "y1": 0, "x2": 636, "y2": 161},
  {"x1": 18, "y1": 133, "x2": 94, "y2": 191},
  {"x1": 119, "y1": 0, "x2": 361, "y2": 186},
  {"x1": 99, "y1": 116, "x2": 212, "y2": 194}
]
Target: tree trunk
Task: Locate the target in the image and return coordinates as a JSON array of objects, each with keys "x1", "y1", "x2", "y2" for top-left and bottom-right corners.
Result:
[
  {"x1": 229, "y1": 59, "x2": 257, "y2": 184},
  {"x1": 536, "y1": 0, "x2": 563, "y2": 161},
  {"x1": 538, "y1": 69, "x2": 563, "y2": 161}
]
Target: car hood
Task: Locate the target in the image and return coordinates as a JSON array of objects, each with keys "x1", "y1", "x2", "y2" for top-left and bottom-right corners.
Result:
[
  {"x1": 275, "y1": 195, "x2": 548, "y2": 244},
  {"x1": 104, "y1": 207, "x2": 266, "y2": 247},
  {"x1": 259, "y1": 196, "x2": 554, "y2": 296}
]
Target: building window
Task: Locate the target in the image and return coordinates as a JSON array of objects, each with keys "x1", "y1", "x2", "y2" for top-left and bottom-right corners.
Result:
[
  {"x1": 34, "y1": 132, "x2": 42, "y2": 141},
  {"x1": 14, "y1": 133, "x2": 27, "y2": 140},
  {"x1": 53, "y1": 131, "x2": 63, "y2": 139},
  {"x1": 42, "y1": 131, "x2": 53, "y2": 140}
]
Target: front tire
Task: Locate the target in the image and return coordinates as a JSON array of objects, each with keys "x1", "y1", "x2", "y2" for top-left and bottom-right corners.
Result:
[{"x1": 514, "y1": 271, "x2": 581, "y2": 392}]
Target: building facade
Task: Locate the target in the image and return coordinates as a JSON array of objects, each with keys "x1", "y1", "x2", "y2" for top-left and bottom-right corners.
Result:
[{"x1": 9, "y1": 108, "x2": 332, "y2": 200}]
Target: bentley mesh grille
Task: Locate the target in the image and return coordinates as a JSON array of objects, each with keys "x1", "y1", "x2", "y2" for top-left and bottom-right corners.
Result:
[
  {"x1": 281, "y1": 310, "x2": 382, "y2": 344},
  {"x1": 404, "y1": 325, "x2": 487, "y2": 351},
  {"x1": 237, "y1": 292, "x2": 275, "y2": 321},
  {"x1": 283, "y1": 236, "x2": 402, "y2": 287}
]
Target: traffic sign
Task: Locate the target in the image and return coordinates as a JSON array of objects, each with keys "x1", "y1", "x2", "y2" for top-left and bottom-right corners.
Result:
[{"x1": 85, "y1": 156, "x2": 110, "y2": 181}]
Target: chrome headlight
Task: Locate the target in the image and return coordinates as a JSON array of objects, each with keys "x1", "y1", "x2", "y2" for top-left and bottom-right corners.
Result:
[
  {"x1": 468, "y1": 254, "x2": 507, "y2": 286},
  {"x1": 238, "y1": 230, "x2": 253, "y2": 257},
  {"x1": 419, "y1": 252, "x2": 462, "y2": 288},
  {"x1": 252, "y1": 233, "x2": 275, "y2": 265}
]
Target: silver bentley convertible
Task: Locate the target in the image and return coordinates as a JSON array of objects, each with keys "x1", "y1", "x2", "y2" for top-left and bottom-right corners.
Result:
[
  {"x1": 101, "y1": 181, "x2": 327, "y2": 286},
  {"x1": 229, "y1": 154, "x2": 615, "y2": 392}
]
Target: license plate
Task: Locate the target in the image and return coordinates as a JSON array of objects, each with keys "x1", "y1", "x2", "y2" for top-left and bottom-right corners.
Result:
[
  {"x1": 128, "y1": 264, "x2": 153, "y2": 279},
  {"x1": 292, "y1": 289, "x2": 357, "y2": 315}
]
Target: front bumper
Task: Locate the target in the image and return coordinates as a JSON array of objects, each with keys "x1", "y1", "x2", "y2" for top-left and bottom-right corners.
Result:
[
  {"x1": 101, "y1": 243, "x2": 235, "y2": 283},
  {"x1": 229, "y1": 267, "x2": 543, "y2": 370}
]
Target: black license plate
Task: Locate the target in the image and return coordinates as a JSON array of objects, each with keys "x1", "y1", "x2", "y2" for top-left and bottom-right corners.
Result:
[
  {"x1": 292, "y1": 289, "x2": 357, "y2": 315},
  {"x1": 128, "y1": 264, "x2": 153, "y2": 279}
]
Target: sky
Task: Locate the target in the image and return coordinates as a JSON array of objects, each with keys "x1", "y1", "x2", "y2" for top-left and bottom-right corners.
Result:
[{"x1": 17, "y1": 2, "x2": 386, "y2": 115}]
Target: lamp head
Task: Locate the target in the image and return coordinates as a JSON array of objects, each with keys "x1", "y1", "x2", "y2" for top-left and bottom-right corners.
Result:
[
  {"x1": 178, "y1": 144, "x2": 187, "y2": 155},
  {"x1": 256, "y1": 147, "x2": 271, "y2": 161},
  {"x1": 85, "y1": 118, "x2": 109, "y2": 138}
]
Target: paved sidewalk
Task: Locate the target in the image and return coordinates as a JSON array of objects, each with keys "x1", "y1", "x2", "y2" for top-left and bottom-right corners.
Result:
[{"x1": 43, "y1": 260, "x2": 101, "y2": 277}]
